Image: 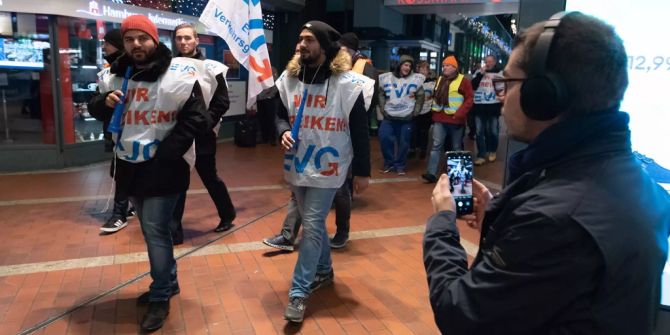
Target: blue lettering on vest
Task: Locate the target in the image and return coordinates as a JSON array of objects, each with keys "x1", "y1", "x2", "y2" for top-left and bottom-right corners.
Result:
[
  {"x1": 123, "y1": 141, "x2": 141, "y2": 161},
  {"x1": 394, "y1": 83, "x2": 407, "y2": 98},
  {"x1": 314, "y1": 147, "x2": 339, "y2": 169},
  {"x1": 142, "y1": 140, "x2": 161, "y2": 161},
  {"x1": 406, "y1": 83, "x2": 418, "y2": 97},
  {"x1": 293, "y1": 145, "x2": 315, "y2": 173}
]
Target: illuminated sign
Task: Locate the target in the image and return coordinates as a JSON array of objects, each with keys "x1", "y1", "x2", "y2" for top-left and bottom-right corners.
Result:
[
  {"x1": 387, "y1": 0, "x2": 515, "y2": 5},
  {"x1": 0, "y1": 0, "x2": 195, "y2": 31}
]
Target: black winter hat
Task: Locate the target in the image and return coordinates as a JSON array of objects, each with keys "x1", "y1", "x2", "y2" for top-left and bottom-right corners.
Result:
[
  {"x1": 104, "y1": 29, "x2": 123, "y2": 51},
  {"x1": 339, "y1": 32, "x2": 359, "y2": 51},
  {"x1": 301, "y1": 21, "x2": 341, "y2": 56}
]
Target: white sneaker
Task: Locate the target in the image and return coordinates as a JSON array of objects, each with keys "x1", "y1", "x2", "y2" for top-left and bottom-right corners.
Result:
[
  {"x1": 488, "y1": 153, "x2": 497, "y2": 162},
  {"x1": 474, "y1": 158, "x2": 486, "y2": 166}
]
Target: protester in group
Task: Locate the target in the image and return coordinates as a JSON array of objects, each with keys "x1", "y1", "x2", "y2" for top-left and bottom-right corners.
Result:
[
  {"x1": 409, "y1": 60, "x2": 435, "y2": 160},
  {"x1": 89, "y1": 15, "x2": 210, "y2": 332},
  {"x1": 378, "y1": 55, "x2": 425, "y2": 175},
  {"x1": 170, "y1": 23, "x2": 235, "y2": 245},
  {"x1": 471, "y1": 54, "x2": 503, "y2": 165},
  {"x1": 90, "y1": 28, "x2": 137, "y2": 234},
  {"x1": 421, "y1": 55, "x2": 473, "y2": 183},
  {"x1": 274, "y1": 21, "x2": 372, "y2": 323},
  {"x1": 423, "y1": 12, "x2": 670, "y2": 334},
  {"x1": 263, "y1": 33, "x2": 376, "y2": 251},
  {"x1": 339, "y1": 32, "x2": 379, "y2": 132}
]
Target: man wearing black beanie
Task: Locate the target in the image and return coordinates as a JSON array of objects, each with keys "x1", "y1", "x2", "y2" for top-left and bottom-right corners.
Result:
[
  {"x1": 94, "y1": 28, "x2": 137, "y2": 235},
  {"x1": 274, "y1": 20, "x2": 373, "y2": 323}
]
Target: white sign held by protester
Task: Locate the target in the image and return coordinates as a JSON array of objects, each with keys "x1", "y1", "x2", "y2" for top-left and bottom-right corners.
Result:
[{"x1": 199, "y1": 0, "x2": 274, "y2": 109}]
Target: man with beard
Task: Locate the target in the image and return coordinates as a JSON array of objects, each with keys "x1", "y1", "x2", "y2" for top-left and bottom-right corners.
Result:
[
  {"x1": 89, "y1": 15, "x2": 209, "y2": 331},
  {"x1": 275, "y1": 21, "x2": 372, "y2": 322},
  {"x1": 170, "y1": 23, "x2": 235, "y2": 245}
]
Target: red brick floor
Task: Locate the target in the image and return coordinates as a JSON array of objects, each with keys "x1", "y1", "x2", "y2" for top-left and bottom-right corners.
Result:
[{"x1": 0, "y1": 138, "x2": 505, "y2": 335}]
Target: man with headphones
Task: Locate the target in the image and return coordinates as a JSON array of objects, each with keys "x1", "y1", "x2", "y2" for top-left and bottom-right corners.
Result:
[{"x1": 423, "y1": 12, "x2": 670, "y2": 334}]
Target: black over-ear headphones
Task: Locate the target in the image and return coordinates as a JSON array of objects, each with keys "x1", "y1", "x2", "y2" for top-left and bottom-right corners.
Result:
[{"x1": 520, "y1": 12, "x2": 570, "y2": 121}]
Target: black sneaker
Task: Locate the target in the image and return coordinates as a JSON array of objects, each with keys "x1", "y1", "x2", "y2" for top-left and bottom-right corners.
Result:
[
  {"x1": 140, "y1": 300, "x2": 170, "y2": 332},
  {"x1": 284, "y1": 296, "x2": 307, "y2": 323},
  {"x1": 137, "y1": 287, "x2": 180, "y2": 305},
  {"x1": 330, "y1": 233, "x2": 349, "y2": 249},
  {"x1": 214, "y1": 219, "x2": 235, "y2": 232},
  {"x1": 310, "y1": 269, "x2": 334, "y2": 293},
  {"x1": 262, "y1": 234, "x2": 294, "y2": 251},
  {"x1": 421, "y1": 173, "x2": 437, "y2": 184},
  {"x1": 100, "y1": 217, "x2": 128, "y2": 233},
  {"x1": 126, "y1": 207, "x2": 137, "y2": 219}
]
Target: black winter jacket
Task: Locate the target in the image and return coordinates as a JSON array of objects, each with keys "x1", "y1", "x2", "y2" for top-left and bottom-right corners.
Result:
[
  {"x1": 423, "y1": 112, "x2": 670, "y2": 335},
  {"x1": 89, "y1": 43, "x2": 208, "y2": 197},
  {"x1": 177, "y1": 48, "x2": 230, "y2": 155}
]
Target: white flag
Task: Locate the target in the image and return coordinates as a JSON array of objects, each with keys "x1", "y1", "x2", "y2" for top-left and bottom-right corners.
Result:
[{"x1": 199, "y1": 0, "x2": 275, "y2": 109}]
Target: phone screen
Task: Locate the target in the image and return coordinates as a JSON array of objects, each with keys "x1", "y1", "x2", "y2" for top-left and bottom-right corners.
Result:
[{"x1": 445, "y1": 151, "x2": 474, "y2": 215}]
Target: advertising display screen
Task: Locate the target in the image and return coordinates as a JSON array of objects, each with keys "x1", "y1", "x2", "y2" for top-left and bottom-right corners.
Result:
[
  {"x1": 0, "y1": 38, "x2": 50, "y2": 70},
  {"x1": 565, "y1": 0, "x2": 670, "y2": 308}
]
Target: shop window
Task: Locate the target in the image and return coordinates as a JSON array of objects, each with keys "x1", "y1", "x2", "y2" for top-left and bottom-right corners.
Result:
[{"x1": 0, "y1": 13, "x2": 53, "y2": 145}]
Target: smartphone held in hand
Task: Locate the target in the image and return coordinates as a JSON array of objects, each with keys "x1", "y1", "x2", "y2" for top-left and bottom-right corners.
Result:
[{"x1": 445, "y1": 151, "x2": 474, "y2": 215}]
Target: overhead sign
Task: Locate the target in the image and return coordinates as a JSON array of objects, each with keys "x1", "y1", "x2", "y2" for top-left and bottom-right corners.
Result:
[
  {"x1": 0, "y1": 0, "x2": 205, "y2": 32},
  {"x1": 386, "y1": 0, "x2": 517, "y2": 5}
]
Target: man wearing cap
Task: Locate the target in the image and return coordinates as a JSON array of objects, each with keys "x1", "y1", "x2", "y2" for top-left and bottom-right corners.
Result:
[
  {"x1": 90, "y1": 29, "x2": 137, "y2": 234},
  {"x1": 170, "y1": 22, "x2": 236, "y2": 245},
  {"x1": 378, "y1": 54, "x2": 425, "y2": 175},
  {"x1": 274, "y1": 21, "x2": 372, "y2": 322},
  {"x1": 422, "y1": 55, "x2": 474, "y2": 183},
  {"x1": 88, "y1": 15, "x2": 209, "y2": 331}
]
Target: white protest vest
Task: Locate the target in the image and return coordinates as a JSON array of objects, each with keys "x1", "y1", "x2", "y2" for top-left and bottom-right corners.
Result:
[
  {"x1": 379, "y1": 72, "x2": 425, "y2": 117},
  {"x1": 177, "y1": 57, "x2": 229, "y2": 134},
  {"x1": 420, "y1": 80, "x2": 435, "y2": 115},
  {"x1": 474, "y1": 70, "x2": 503, "y2": 104},
  {"x1": 276, "y1": 70, "x2": 371, "y2": 188},
  {"x1": 97, "y1": 59, "x2": 200, "y2": 166}
]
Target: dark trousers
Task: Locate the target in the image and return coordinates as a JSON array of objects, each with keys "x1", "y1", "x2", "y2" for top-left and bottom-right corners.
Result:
[
  {"x1": 257, "y1": 98, "x2": 277, "y2": 144},
  {"x1": 411, "y1": 113, "x2": 432, "y2": 154},
  {"x1": 111, "y1": 183, "x2": 130, "y2": 219},
  {"x1": 173, "y1": 153, "x2": 236, "y2": 231}
]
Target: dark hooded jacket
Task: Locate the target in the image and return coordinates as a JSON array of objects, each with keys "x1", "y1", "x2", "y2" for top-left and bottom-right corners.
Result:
[
  {"x1": 89, "y1": 43, "x2": 208, "y2": 196},
  {"x1": 176, "y1": 48, "x2": 230, "y2": 155},
  {"x1": 378, "y1": 55, "x2": 425, "y2": 121}
]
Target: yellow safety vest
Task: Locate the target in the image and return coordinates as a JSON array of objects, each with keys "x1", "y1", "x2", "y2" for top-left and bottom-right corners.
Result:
[{"x1": 431, "y1": 74, "x2": 464, "y2": 115}]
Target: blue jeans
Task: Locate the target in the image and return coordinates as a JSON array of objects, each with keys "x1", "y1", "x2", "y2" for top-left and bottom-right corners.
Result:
[
  {"x1": 475, "y1": 113, "x2": 500, "y2": 158},
  {"x1": 426, "y1": 123, "x2": 465, "y2": 176},
  {"x1": 281, "y1": 180, "x2": 352, "y2": 242},
  {"x1": 288, "y1": 185, "x2": 338, "y2": 298},
  {"x1": 130, "y1": 194, "x2": 180, "y2": 301},
  {"x1": 379, "y1": 119, "x2": 413, "y2": 171}
]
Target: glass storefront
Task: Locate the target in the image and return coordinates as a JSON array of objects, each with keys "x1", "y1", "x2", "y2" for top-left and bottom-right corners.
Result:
[
  {"x1": 0, "y1": 13, "x2": 54, "y2": 145},
  {"x1": 0, "y1": 0, "x2": 255, "y2": 171}
]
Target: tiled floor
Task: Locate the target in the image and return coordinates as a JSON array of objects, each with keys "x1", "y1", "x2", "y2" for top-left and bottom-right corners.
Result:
[{"x1": 0, "y1": 137, "x2": 505, "y2": 335}]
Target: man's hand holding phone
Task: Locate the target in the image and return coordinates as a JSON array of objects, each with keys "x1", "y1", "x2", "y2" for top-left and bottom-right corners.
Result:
[
  {"x1": 432, "y1": 174, "x2": 457, "y2": 213},
  {"x1": 461, "y1": 179, "x2": 493, "y2": 231}
]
